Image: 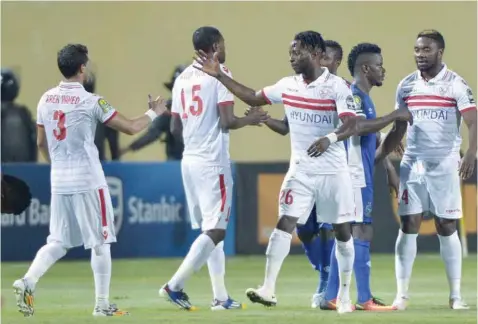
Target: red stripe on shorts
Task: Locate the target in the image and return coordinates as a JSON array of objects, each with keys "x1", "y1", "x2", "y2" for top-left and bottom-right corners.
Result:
[
  {"x1": 98, "y1": 188, "x2": 107, "y2": 227},
  {"x1": 219, "y1": 174, "x2": 226, "y2": 212}
]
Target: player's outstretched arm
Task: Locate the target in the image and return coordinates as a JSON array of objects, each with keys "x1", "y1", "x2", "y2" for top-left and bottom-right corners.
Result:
[
  {"x1": 264, "y1": 116, "x2": 290, "y2": 136},
  {"x1": 375, "y1": 120, "x2": 408, "y2": 164},
  {"x1": 105, "y1": 95, "x2": 168, "y2": 135},
  {"x1": 193, "y1": 51, "x2": 269, "y2": 107},
  {"x1": 355, "y1": 107, "x2": 413, "y2": 136},
  {"x1": 219, "y1": 104, "x2": 269, "y2": 130},
  {"x1": 36, "y1": 125, "x2": 51, "y2": 163}
]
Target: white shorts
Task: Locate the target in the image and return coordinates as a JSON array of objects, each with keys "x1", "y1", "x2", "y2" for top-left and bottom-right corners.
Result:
[
  {"x1": 354, "y1": 187, "x2": 364, "y2": 222},
  {"x1": 47, "y1": 187, "x2": 117, "y2": 249},
  {"x1": 398, "y1": 156, "x2": 462, "y2": 219},
  {"x1": 278, "y1": 170, "x2": 358, "y2": 225},
  {"x1": 182, "y1": 162, "x2": 233, "y2": 231}
]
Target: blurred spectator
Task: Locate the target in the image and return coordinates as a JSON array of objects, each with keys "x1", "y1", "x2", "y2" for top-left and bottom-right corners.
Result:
[
  {"x1": 85, "y1": 74, "x2": 120, "y2": 161},
  {"x1": 119, "y1": 65, "x2": 185, "y2": 161},
  {"x1": 1, "y1": 68, "x2": 37, "y2": 162}
]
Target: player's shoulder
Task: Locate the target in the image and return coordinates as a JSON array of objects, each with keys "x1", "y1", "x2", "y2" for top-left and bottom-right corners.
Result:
[
  {"x1": 444, "y1": 69, "x2": 469, "y2": 88},
  {"x1": 328, "y1": 73, "x2": 350, "y2": 88},
  {"x1": 397, "y1": 71, "x2": 419, "y2": 88}
]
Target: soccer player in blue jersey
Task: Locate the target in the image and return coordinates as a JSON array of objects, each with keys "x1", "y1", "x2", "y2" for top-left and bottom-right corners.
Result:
[{"x1": 321, "y1": 43, "x2": 407, "y2": 311}]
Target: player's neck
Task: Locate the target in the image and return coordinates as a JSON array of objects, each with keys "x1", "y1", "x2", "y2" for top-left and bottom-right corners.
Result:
[
  {"x1": 63, "y1": 77, "x2": 83, "y2": 84},
  {"x1": 301, "y1": 66, "x2": 324, "y2": 84},
  {"x1": 420, "y1": 63, "x2": 443, "y2": 81},
  {"x1": 354, "y1": 76, "x2": 372, "y2": 94}
]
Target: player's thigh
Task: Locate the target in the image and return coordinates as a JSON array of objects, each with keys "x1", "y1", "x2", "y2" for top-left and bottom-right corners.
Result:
[
  {"x1": 47, "y1": 194, "x2": 82, "y2": 248},
  {"x1": 315, "y1": 173, "x2": 356, "y2": 224},
  {"x1": 427, "y1": 157, "x2": 462, "y2": 220},
  {"x1": 181, "y1": 162, "x2": 202, "y2": 230},
  {"x1": 398, "y1": 160, "x2": 428, "y2": 217},
  {"x1": 279, "y1": 171, "x2": 315, "y2": 224},
  {"x1": 196, "y1": 165, "x2": 234, "y2": 231},
  {"x1": 72, "y1": 188, "x2": 117, "y2": 250}
]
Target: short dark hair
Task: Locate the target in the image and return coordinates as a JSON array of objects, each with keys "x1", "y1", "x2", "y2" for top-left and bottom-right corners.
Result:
[
  {"x1": 192, "y1": 26, "x2": 223, "y2": 52},
  {"x1": 294, "y1": 31, "x2": 326, "y2": 53},
  {"x1": 324, "y1": 40, "x2": 343, "y2": 61},
  {"x1": 57, "y1": 44, "x2": 89, "y2": 78},
  {"x1": 347, "y1": 43, "x2": 382, "y2": 76},
  {"x1": 417, "y1": 29, "x2": 445, "y2": 50}
]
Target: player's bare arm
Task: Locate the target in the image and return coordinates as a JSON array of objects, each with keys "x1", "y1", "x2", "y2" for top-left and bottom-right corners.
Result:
[
  {"x1": 374, "y1": 120, "x2": 408, "y2": 164},
  {"x1": 193, "y1": 50, "x2": 268, "y2": 107},
  {"x1": 355, "y1": 107, "x2": 413, "y2": 136},
  {"x1": 383, "y1": 156, "x2": 399, "y2": 197},
  {"x1": 307, "y1": 115, "x2": 357, "y2": 157},
  {"x1": 170, "y1": 113, "x2": 183, "y2": 142},
  {"x1": 36, "y1": 126, "x2": 50, "y2": 163},
  {"x1": 219, "y1": 104, "x2": 269, "y2": 130},
  {"x1": 106, "y1": 95, "x2": 168, "y2": 135},
  {"x1": 244, "y1": 108, "x2": 289, "y2": 135},
  {"x1": 459, "y1": 109, "x2": 477, "y2": 179}
]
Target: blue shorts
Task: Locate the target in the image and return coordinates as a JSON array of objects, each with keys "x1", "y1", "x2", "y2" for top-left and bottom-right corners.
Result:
[{"x1": 296, "y1": 185, "x2": 373, "y2": 235}]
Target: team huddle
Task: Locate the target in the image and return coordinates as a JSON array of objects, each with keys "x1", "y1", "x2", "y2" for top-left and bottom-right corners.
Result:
[{"x1": 13, "y1": 26, "x2": 476, "y2": 317}]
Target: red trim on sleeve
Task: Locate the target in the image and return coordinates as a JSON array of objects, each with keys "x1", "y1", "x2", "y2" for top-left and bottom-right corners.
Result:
[
  {"x1": 460, "y1": 106, "x2": 477, "y2": 114},
  {"x1": 218, "y1": 101, "x2": 234, "y2": 107},
  {"x1": 261, "y1": 89, "x2": 272, "y2": 105},
  {"x1": 103, "y1": 111, "x2": 118, "y2": 124},
  {"x1": 338, "y1": 112, "x2": 356, "y2": 118}
]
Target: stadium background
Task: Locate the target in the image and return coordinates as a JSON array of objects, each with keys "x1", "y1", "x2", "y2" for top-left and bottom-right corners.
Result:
[{"x1": 1, "y1": 2, "x2": 477, "y2": 323}]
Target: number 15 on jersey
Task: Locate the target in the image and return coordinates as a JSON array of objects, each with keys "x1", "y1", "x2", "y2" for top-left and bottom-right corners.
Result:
[{"x1": 180, "y1": 85, "x2": 203, "y2": 118}]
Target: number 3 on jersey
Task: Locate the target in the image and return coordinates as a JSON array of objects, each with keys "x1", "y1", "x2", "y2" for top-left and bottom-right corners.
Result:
[
  {"x1": 181, "y1": 85, "x2": 203, "y2": 118},
  {"x1": 53, "y1": 110, "x2": 66, "y2": 141}
]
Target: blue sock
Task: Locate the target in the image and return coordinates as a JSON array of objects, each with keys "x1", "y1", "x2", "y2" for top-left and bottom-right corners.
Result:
[
  {"x1": 324, "y1": 241, "x2": 339, "y2": 301},
  {"x1": 317, "y1": 237, "x2": 335, "y2": 294},
  {"x1": 301, "y1": 236, "x2": 321, "y2": 272},
  {"x1": 354, "y1": 238, "x2": 372, "y2": 304}
]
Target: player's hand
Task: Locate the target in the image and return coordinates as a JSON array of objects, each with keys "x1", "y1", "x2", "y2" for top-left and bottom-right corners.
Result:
[
  {"x1": 459, "y1": 150, "x2": 476, "y2": 180},
  {"x1": 394, "y1": 107, "x2": 414, "y2": 125},
  {"x1": 391, "y1": 141, "x2": 405, "y2": 159},
  {"x1": 148, "y1": 94, "x2": 168, "y2": 116},
  {"x1": 245, "y1": 107, "x2": 268, "y2": 126},
  {"x1": 246, "y1": 107, "x2": 269, "y2": 125},
  {"x1": 307, "y1": 137, "x2": 331, "y2": 157},
  {"x1": 193, "y1": 50, "x2": 221, "y2": 77}
]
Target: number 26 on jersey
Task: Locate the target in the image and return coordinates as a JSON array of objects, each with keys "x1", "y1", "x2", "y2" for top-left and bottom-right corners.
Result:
[{"x1": 180, "y1": 85, "x2": 203, "y2": 118}]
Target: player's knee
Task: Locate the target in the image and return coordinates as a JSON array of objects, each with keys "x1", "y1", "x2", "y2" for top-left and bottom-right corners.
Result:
[
  {"x1": 276, "y1": 215, "x2": 298, "y2": 234},
  {"x1": 333, "y1": 223, "x2": 352, "y2": 242},
  {"x1": 204, "y1": 229, "x2": 226, "y2": 245},
  {"x1": 352, "y1": 223, "x2": 373, "y2": 242},
  {"x1": 400, "y1": 214, "x2": 421, "y2": 234},
  {"x1": 434, "y1": 217, "x2": 457, "y2": 236},
  {"x1": 296, "y1": 228, "x2": 314, "y2": 244}
]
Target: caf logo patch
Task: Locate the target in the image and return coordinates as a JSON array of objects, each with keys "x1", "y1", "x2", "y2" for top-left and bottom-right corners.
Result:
[{"x1": 98, "y1": 98, "x2": 112, "y2": 113}]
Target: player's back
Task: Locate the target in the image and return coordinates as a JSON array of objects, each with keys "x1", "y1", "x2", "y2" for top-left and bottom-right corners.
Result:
[
  {"x1": 396, "y1": 66, "x2": 476, "y2": 161},
  {"x1": 172, "y1": 64, "x2": 233, "y2": 166},
  {"x1": 37, "y1": 82, "x2": 113, "y2": 194}
]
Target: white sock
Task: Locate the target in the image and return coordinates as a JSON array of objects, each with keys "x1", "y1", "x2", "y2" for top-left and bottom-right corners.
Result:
[
  {"x1": 91, "y1": 244, "x2": 111, "y2": 309},
  {"x1": 168, "y1": 234, "x2": 216, "y2": 291},
  {"x1": 395, "y1": 229, "x2": 418, "y2": 298},
  {"x1": 207, "y1": 241, "x2": 228, "y2": 301},
  {"x1": 24, "y1": 242, "x2": 67, "y2": 289},
  {"x1": 335, "y1": 237, "x2": 354, "y2": 303},
  {"x1": 263, "y1": 228, "x2": 292, "y2": 295},
  {"x1": 438, "y1": 231, "x2": 462, "y2": 299}
]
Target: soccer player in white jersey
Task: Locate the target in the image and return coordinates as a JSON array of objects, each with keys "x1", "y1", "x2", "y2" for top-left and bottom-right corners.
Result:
[
  {"x1": 159, "y1": 27, "x2": 268, "y2": 311},
  {"x1": 377, "y1": 30, "x2": 477, "y2": 310},
  {"x1": 12, "y1": 44, "x2": 168, "y2": 317},
  {"x1": 195, "y1": 30, "x2": 367, "y2": 314}
]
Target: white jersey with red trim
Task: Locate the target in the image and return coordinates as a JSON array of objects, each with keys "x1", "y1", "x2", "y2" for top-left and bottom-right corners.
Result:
[
  {"x1": 396, "y1": 64, "x2": 477, "y2": 161},
  {"x1": 171, "y1": 63, "x2": 234, "y2": 166},
  {"x1": 36, "y1": 81, "x2": 117, "y2": 194},
  {"x1": 261, "y1": 68, "x2": 357, "y2": 174}
]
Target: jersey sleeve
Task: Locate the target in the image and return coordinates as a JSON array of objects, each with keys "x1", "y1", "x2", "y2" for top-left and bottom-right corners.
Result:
[
  {"x1": 351, "y1": 91, "x2": 366, "y2": 118},
  {"x1": 260, "y1": 77, "x2": 288, "y2": 105},
  {"x1": 334, "y1": 79, "x2": 357, "y2": 118},
  {"x1": 36, "y1": 96, "x2": 45, "y2": 127},
  {"x1": 454, "y1": 78, "x2": 477, "y2": 113},
  {"x1": 93, "y1": 97, "x2": 118, "y2": 124},
  {"x1": 217, "y1": 65, "x2": 234, "y2": 107},
  {"x1": 171, "y1": 85, "x2": 182, "y2": 117},
  {"x1": 394, "y1": 81, "x2": 407, "y2": 110}
]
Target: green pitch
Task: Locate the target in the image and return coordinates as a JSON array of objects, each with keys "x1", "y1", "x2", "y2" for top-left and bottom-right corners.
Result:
[{"x1": 1, "y1": 254, "x2": 476, "y2": 324}]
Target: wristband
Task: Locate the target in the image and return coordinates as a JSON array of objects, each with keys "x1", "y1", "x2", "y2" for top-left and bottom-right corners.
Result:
[
  {"x1": 325, "y1": 132, "x2": 338, "y2": 144},
  {"x1": 145, "y1": 110, "x2": 158, "y2": 121}
]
